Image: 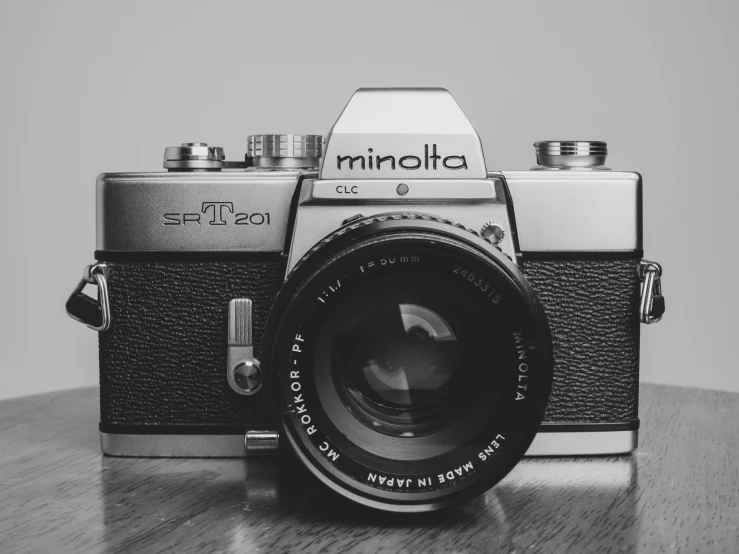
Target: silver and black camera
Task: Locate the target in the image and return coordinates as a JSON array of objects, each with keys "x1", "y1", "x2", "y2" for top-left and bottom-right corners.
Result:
[{"x1": 67, "y1": 88, "x2": 665, "y2": 512}]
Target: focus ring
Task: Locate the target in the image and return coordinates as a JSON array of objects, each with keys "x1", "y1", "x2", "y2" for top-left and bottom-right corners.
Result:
[{"x1": 289, "y1": 212, "x2": 508, "y2": 280}]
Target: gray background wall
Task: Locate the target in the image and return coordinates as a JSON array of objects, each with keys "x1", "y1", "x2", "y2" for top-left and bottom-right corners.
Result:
[{"x1": 1, "y1": 0, "x2": 737, "y2": 400}]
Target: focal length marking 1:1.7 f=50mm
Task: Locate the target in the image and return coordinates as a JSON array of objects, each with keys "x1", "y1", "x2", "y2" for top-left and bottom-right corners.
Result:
[{"x1": 263, "y1": 214, "x2": 554, "y2": 512}]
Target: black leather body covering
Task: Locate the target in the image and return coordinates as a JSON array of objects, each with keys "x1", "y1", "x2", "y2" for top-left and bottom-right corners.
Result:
[
  {"x1": 523, "y1": 258, "x2": 640, "y2": 425},
  {"x1": 98, "y1": 255, "x2": 640, "y2": 431},
  {"x1": 98, "y1": 258, "x2": 286, "y2": 431}
]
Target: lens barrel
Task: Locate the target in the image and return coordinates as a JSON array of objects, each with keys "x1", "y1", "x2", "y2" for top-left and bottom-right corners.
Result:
[{"x1": 263, "y1": 213, "x2": 553, "y2": 512}]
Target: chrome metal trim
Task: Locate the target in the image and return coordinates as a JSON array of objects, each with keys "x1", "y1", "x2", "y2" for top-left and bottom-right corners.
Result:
[
  {"x1": 227, "y1": 299, "x2": 262, "y2": 395},
  {"x1": 525, "y1": 430, "x2": 637, "y2": 456},
  {"x1": 500, "y1": 170, "x2": 642, "y2": 252},
  {"x1": 639, "y1": 260, "x2": 664, "y2": 324},
  {"x1": 163, "y1": 142, "x2": 225, "y2": 171},
  {"x1": 533, "y1": 141, "x2": 608, "y2": 170},
  {"x1": 96, "y1": 168, "x2": 642, "y2": 255},
  {"x1": 305, "y1": 178, "x2": 499, "y2": 201},
  {"x1": 101, "y1": 429, "x2": 637, "y2": 458},
  {"x1": 96, "y1": 171, "x2": 303, "y2": 252},
  {"x1": 245, "y1": 430, "x2": 279, "y2": 455},
  {"x1": 247, "y1": 134, "x2": 323, "y2": 169},
  {"x1": 87, "y1": 267, "x2": 111, "y2": 332},
  {"x1": 66, "y1": 262, "x2": 111, "y2": 332},
  {"x1": 286, "y1": 177, "x2": 518, "y2": 272},
  {"x1": 100, "y1": 432, "x2": 247, "y2": 457}
]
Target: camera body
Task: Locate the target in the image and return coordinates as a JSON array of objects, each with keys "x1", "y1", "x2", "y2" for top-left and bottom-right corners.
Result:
[
  {"x1": 68, "y1": 89, "x2": 663, "y2": 478},
  {"x1": 67, "y1": 88, "x2": 668, "y2": 511},
  {"x1": 85, "y1": 89, "x2": 646, "y2": 462}
]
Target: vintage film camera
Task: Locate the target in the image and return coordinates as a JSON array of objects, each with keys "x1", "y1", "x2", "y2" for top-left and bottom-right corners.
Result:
[{"x1": 67, "y1": 88, "x2": 664, "y2": 512}]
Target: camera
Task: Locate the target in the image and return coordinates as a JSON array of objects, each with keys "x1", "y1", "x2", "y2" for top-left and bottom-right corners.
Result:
[{"x1": 67, "y1": 88, "x2": 665, "y2": 512}]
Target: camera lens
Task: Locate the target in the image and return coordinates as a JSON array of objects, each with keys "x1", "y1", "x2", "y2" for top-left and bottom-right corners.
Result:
[
  {"x1": 264, "y1": 214, "x2": 553, "y2": 512},
  {"x1": 336, "y1": 299, "x2": 461, "y2": 433}
]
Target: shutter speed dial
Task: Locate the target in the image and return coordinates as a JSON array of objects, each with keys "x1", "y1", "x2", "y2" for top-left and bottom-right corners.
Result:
[{"x1": 247, "y1": 134, "x2": 324, "y2": 169}]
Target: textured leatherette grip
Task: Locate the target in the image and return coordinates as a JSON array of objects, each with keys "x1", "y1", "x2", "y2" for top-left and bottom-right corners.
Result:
[
  {"x1": 523, "y1": 259, "x2": 640, "y2": 424},
  {"x1": 98, "y1": 260, "x2": 285, "y2": 427}
]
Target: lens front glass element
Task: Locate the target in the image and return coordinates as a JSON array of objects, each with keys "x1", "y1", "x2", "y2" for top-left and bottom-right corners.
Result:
[
  {"x1": 339, "y1": 300, "x2": 460, "y2": 427},
  {"x1": 323, "y1": 273, "x2": 483, "y2": 438}
]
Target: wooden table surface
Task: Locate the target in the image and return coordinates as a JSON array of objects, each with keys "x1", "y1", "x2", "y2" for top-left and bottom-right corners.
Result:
[{"x1": 0, "y1": 384, "x2": 737, "y2": 553}]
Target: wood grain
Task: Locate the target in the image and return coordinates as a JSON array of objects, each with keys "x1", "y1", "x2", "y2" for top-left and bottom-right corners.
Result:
[{"x1": 0, "y1": 384, "x2": 737, "y2": 553}]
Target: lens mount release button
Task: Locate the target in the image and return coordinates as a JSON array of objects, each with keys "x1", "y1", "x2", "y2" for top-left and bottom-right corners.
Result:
[{"x1": 480, "y1": 221, "x2": 505, "y2": 245}]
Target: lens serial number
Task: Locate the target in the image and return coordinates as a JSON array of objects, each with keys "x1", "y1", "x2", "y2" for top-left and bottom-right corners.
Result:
[{"x1": 452, "y1": 264, "x2": 502, "y2": 303}]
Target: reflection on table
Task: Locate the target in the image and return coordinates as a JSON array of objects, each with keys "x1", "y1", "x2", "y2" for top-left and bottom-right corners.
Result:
[{"x1": 100, "y1": 455, "x2": 638, "y2": 552}]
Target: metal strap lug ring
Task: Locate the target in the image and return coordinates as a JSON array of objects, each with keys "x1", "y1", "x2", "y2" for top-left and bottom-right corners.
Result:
[
  {"x1": 66, "y1": 262, "x2": 111, "y2": 332},
  {"x1": 639, "y1": 260, "x2": 664, "y2": 324},
  {"x1": 89, "y1": 264, "x2": 111, "y2": 331}
]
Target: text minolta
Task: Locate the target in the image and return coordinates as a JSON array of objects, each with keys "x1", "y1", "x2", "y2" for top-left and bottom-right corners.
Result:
[{"x1": 336, "y1": 144, "x2": 468, "y2": 171}]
